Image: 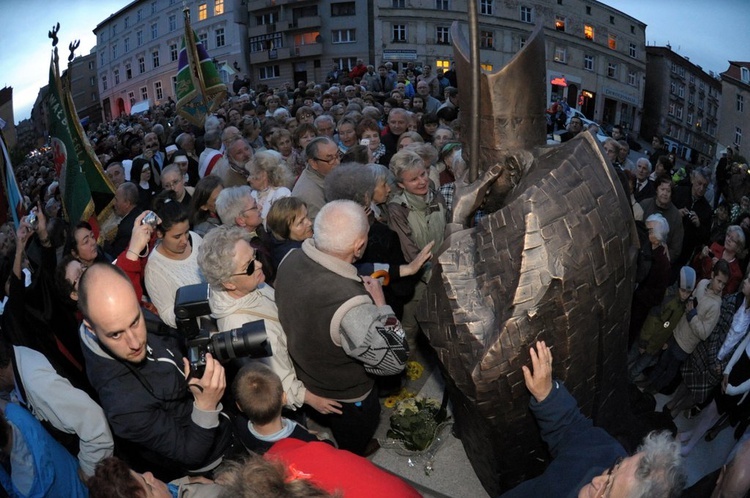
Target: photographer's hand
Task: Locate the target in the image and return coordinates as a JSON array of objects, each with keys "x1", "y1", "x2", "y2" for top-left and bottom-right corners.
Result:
[{"x1": 183, "y1": 353, "x2": 225, "y2": 411}]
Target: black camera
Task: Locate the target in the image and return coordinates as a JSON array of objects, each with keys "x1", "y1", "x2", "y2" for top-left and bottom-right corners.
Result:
[{"x1": 174, "y1": 283, "x2": 272, "y2": 377}]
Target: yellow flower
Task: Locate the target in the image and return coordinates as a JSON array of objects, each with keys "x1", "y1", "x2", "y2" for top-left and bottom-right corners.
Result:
[
  {"x1": 405, "y1": 360, "x2": 424, "y2": 381},
  {"x1": 384, "y1": 396, "x2": 398, "y2": 408}
]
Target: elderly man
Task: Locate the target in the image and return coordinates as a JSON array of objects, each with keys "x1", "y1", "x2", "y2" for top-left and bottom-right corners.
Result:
[
  {"x1": 215, "y1": 185, "x2": 262, "y2": 236},
  {"x1": 672, "y1": 167, "x2": 712, "y2": 271},
  {"x1": 633, "y1": 158, "x2": 655, "y2": 202},
  {"x1": 639, "y1": 176, "x2": 684, "y2": 261},
  {"x1": 78, "y1": 263, "x2": 232, "y2": 479},
  {"x1": 105, "y1": 162, "x2": 126, "y2": 188},
  {"x1": 314, "y1": 114, "x2": 336, "y2": 139},
  {"x1": 381, "y1": 108, "x2": 410, "y2": 165},
  {"x1": 212, "y1": 137, "x2": 253, "y2": 188},
  {"x1": 198, "y1": 131, "x2": 223, "y2": 178},
  {"x1": 500, "y1": 341, "x2": 685, "y2": 497},
  {"x1": 617, "y1": 140, "x2": 634, "y2": 172},
  {"x1": 105, "y1": 182, "x2": 143, "y2": 258},
  {"x1": 416, "y1": 80, "x2": 441, "y2": 114},
  {"x1": 137, "y1": 132, "x2": 165, "y2": 189},
  {"x1": 292, "y1": 137, "x2": 340, "y2": 221},
  {"x1": 275, "y1": 200, "x2": 409, "y2": 456}
]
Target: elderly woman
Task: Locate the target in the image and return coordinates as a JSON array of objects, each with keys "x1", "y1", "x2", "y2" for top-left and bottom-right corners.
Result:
[
  {"x1": 265, "y1": 197, "x2": 313, "y2": 271},
  {"x1": 198, "y1": 225, "x2": 340, "y2": 415},
  {"x1": 396, "y1": 131, "x2": 424, "y2": 151},
  {"x1": 247, "y1": 150, "x2": 293, "y2": 222},
  {"x1": 629, "y1": 214, "x2": 672, "y2": 340},
  {"x1": 267, "y1": 129, "x2": 299, "y2": 173},
  {"x1": 694, "y1": 225, "x2": 746, "y2": 295},
  {"x1": 336, "y1": 116, "x2": 358, "y2": 154},
  {"x1": 403, "y1": 142, "x2": 440, "y2": 191},
  {"x1": 356, "y1": 117, "x2": 387, "y2": 165},
  {"x1": 189, "y1": 175, "x2": 223, "y2": 237},
  {"x1": 145, "y1": 190, "x2": 205, "y2": 329},
  {"x1": 325, "y1": 163, "x2": 433, "y2": 319}
]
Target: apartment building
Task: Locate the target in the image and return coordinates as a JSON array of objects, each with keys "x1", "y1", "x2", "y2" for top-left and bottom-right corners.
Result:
[{"x1": 717, "y1": 61, "x2": 750, "y2": 156}]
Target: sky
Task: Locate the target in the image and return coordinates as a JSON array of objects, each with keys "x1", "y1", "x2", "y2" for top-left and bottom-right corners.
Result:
[{"x1": 1, "y1": 0, "x2": 749, "y2": 124}]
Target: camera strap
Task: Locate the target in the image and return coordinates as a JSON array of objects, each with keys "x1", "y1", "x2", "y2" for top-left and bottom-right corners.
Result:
[{"x1": 236, "y1": 308, "x2": 278, "y2": 323}]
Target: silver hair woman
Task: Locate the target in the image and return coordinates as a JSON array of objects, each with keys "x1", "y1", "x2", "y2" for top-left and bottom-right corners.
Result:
[
  {"x1": 629, "y1": 430, "x2": 686, "y2": 497},
  {"x1": 247, "y1": 150, "x2": 292, "y2": 222},
  {"x1": 645, "y1": 213, "x2": 670, "y2": 246},
  {"x1": 215, "y1": 185, "x2": 254, "y2": 226},
  {"x1": 197, "y1": 225, "x2": 340, "y2": 415}
]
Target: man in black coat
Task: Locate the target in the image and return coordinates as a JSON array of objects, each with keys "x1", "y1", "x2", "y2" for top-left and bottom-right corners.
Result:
[{"x1": 104, "y1": 182, "x2": 143, "y2": 259}]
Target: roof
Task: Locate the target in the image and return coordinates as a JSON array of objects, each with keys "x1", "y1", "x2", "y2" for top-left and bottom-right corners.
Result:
[{"x1": 721, "y1": 61, "x2": 750, "y2": 83}]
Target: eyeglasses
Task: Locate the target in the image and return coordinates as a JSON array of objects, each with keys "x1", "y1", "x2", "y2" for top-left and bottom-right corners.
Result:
[
  {"x1": 240, "y1": 204, "x2": 259, "y2": 216},
  {"x1": 600, "y1": 457, "x2": 623, "y2": 498},
  {"x1": 231, "y1": 255, "x2": 257, "y2": 277},
  {"x1": 163, "y1": 179, "x2": 183, "y2": 189},
  {"x1": 313, "y1": 156, "x2": 339, "y2": 165}
]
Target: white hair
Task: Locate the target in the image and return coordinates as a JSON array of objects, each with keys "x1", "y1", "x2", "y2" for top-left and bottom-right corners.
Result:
[
  {"x1": 645, "y1": 213, "x2": 669, "y2": 244},
  {"x1": 313, "y1": 200, "x2": 368, "y2": 256}
]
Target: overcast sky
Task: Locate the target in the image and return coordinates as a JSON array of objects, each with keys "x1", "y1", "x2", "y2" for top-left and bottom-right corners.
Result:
[{"x1": 1, "y1": 0, "x2": 748, "y2": 124}]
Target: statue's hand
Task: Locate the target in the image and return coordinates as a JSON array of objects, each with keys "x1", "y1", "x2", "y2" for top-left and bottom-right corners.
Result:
[{"x1": 451, "y1": 161, "x2": 505, "y2": 226}]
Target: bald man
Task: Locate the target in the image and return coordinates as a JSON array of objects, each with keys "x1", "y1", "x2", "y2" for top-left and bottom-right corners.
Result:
[{"x1": 78, "y1": 263, "x2": 233, "y2": 478}]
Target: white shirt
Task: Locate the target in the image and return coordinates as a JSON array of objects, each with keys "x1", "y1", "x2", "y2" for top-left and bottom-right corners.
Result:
[{"x1": 718, "y1": 297, "x2": 750, "y2": 361}]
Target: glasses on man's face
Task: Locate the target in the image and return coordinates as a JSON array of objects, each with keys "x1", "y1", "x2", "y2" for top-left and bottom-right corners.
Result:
[
  {"x1": 299, "y1": 113, "x2": 313, "y2": 119},
  {"x1": 599, "y1": 457, "x2": 623, "y2": 498},
  {"x1": 313, "y1": 155, "x2": 339, "y2": 165},
  {"x1": 231, "y1": 255, "x2": 257, "y2": 277},
  {"x1": 240, "y1": 204, "x2": 259, "y2": 217},
  {"x1": 163, "y1": 179, "x2": 182, "y2": 189}
]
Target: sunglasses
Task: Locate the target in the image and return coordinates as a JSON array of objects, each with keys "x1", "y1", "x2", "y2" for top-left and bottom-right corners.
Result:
[{"x1": 231, "y1": 255, "x2": 257, "y2": 277}]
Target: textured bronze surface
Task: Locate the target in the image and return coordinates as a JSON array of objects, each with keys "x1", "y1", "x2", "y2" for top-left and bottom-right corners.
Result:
[{"x1": 419, "y1": 24, "x2": 638, "y2": 496}]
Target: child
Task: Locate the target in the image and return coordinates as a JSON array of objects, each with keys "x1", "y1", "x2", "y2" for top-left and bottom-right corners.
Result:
[{"x1": 232, "y1": 363, "x2": 332, "y2": 454}]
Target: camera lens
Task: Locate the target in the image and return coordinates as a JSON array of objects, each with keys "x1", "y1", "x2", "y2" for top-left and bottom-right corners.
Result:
[{"x1": 208, "y1": 320, "x2": 268, "y2": 362}]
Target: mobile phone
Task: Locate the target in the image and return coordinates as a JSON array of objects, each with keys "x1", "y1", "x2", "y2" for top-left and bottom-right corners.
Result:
[{"x1": 360, "y1": 138, "x2": 370, "y2": 147}]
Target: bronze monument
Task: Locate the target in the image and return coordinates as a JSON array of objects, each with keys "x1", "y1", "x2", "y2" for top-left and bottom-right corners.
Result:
[{"x1": 419, "y1": 23, "x2": 638, "y2": 495}]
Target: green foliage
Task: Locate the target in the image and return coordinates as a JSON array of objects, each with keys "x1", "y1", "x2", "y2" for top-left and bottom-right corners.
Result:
[{"x1": 386, "y1": 396, "x2": 449, "y2": 451}]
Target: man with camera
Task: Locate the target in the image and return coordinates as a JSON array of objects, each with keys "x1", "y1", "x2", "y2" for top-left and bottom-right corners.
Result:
[{"x1": 77, "y1": 263, "x2": 235, "y2": 479}]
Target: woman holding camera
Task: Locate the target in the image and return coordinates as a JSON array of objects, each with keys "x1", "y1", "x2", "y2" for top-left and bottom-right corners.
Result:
[
  {"x1": 693, "y1": 225, "x2": 746, "y2": 296},
  {"x1": 197, "y1": 225, "x2": 341, "y2": 416}
]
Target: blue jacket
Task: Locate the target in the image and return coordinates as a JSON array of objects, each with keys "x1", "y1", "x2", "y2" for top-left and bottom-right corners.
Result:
[
  {"x1": 500, "y1": 382, "x2": 626, "y2": 498},
  {"x1": 0, "y1": 402, "x2": 88, "y2": 498}
]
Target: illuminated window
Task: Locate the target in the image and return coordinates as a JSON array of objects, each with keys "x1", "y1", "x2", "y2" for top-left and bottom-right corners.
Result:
[
  {"x1": 608, "y1": 34, "x2": 616, "y2": 50},
  {"x1": 481, "y1": 63, "x2": 493, "y2": 71},
  {"x1": 555, "y1": 16, "x2": 565, "y2": 32},
  {"x1": 436, "y1": 60, "x2": 450, "y2": 70},
  {"x1": 215, "y1": 0, "x2": 224, "y2": 15},
  {"x1": 199, "y1": 3, "x2": 207, "y2": 21},
  {"x1": 584, "y1": 25, "x2": 594, "y2": 41}
]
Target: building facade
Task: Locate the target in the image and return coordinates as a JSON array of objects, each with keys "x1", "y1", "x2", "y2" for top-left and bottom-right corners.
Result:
[
  {"x1": 642, "y1": 46, "x2": 721, "y2": 166},
  {"x1": 0, "y1": 87, "x2": 16, "y2": 149},
  {"x1": 246, "y1": 0, "x2": 372, "y2": 86},
  {"x1": 63, "y1": 52, "x2": 102, "y2": 127},
  {"x1": 717, "y1": 61, "x2": 750, "y2": 157},
  {"x1": 94, "y1": 0, "x2": 248, "y2": 121}
]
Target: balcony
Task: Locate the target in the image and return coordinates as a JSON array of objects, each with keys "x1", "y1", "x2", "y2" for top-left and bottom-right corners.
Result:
[
  {"x1": 249, "y1": 47, "x2": 292, "y2": 65},
  {"x1": 248, "y1": 21, "x2": 289, "y2": 38},
  {"x1": 247, "y1": 0, "x2": 291, "y2": 9},
  {"x1": 290, "y1": 16, "x2": 321, "y2": 30},
  {"x1": 292, "y1": 43, "x2": 322, "y2": 58}
]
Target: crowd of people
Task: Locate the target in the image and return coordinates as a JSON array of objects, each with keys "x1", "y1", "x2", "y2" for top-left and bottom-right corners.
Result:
[{"x1": 0, "y1": 58, "x2": 748, "y2": 497}]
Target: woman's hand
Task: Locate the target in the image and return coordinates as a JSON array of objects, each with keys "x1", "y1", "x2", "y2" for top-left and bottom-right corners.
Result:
[
  {"x1": 127, "y1": 211, "x2": 159, "y2": 260},
  {"x1": 400, "y1": 241, "x2": 435, "y2": 277},
  {"x1": 521, "y1": 340, "x2": 554, "y2": 403}
]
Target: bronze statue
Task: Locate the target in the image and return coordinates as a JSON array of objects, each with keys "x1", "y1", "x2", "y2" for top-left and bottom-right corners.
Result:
[{"x1": 418, "y1": 24, "x2": 638, "y2": 495}]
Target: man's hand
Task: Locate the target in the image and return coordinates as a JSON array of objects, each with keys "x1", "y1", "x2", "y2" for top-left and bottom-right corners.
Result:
[
  {"x1": 305, "y1": 391, "x2": 343, "y2": 415},
  {"x1": 521, "y1": 340, "x2": 554, "y2": 403},
  {"x1": 183, "y1": 353, "x2": 225, "y2": 412},
  {"x1": 401, "y1": 241, "x2": 435, "y2": 277},
  {"x1": 362, "y1": 275, "x2": 386, "y2": 306},
  {"x1": 15, "y1": 220, "x2": 33, "y2": 250}
]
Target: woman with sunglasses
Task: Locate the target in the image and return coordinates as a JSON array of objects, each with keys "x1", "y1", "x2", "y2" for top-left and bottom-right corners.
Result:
[{"x1": 198, "y1": 225, "x2": 341, "y2": 416}]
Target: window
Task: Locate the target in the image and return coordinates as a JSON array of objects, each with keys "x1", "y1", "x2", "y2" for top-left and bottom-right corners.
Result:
[
  {"x1": 138, "y1": 57, "x2": 145, "y2": 73},
  {"x1": 199, "y1": 33, "x2": 208, "y2": 46},
  {"x1": 88, "y1": 61, "x2": 95, "y2": 70},
  {"x1": 92, "y1": 92, "x2": 97, "y2": 102},
  {"x1": 628, "y1": 71, "x2": 636, "y2": 86},
  {"x1": 169, "y1": 15, "x2": 176, "y2": 32},
  {"x1": 154, "y1": 81, "x2": 163, "y2": 100},
  {"x1": 739, "y1": 95, "x2": 745, "y2": 112},
  {"x1": 129, "y1": 91, "x2": 135, "y2": 106},
  {"x1": 216, "y1": 28, "x2": 225, "y2": 47},
  {"x1": 214, "y1": 0, "x2": 224, "y2": 15},
  {"x1": 687, "y1": 112, "x2": 693, "y2": 125},
  {"x1": 436, "y1": 0, "x2": 450, "y2": 10},
  {"x1": 609, "y1": 15, "x2": 614, "y2": 24},
  {"x1": 668, "y1": 102, "x2": 675, "y2": 116},
  {"x1": 678, "y1": 85, "x2": 685, "y2": 98},
  {"x1": 741, "y1": 67, "x2": 750, "y2": 83},
  {"x1": 125, "y1": 62, "x2": 132, "y2": 79},
  {"x1": 584, "y1": 55, "x2": 594, "y2": 71},
  {"x1": 519, "y1": 36, "x2": 526, "y2": 49},
  {"x1": 112, "y1": 44, "x2": 117, "y2": 59},
  {"x1": 101, "y1": 75, "x2": 107, "y2": 91},
  {"x1": 584, "y1": 25, "x2": 594, "y2": 41},
  {"x1": 137, "y1": 30, "x2": 143, "y2": 46},
  {"x1": 137, "y1": 8, "x2": 142, "y2": 22},
  {"x1": 152, "y1": 50, "x2": 160, "y2": 68},
  {"x1": 124, "y1": 16, "x2": 129, "y2": 29},
  {"x1": 629, "y1": 43, "x2": 636, "y2": 58},
  {"x1": 555, "y1": 16, "x2": 565, "y2": 32},
  {"x1": 251, "y1": 33, "x2": 283, "y2": 52},
  {"x1": 676, "y1": 106, "x2": 683, "y2": 120},
  {"x1": 332, "y1": 29, "x2": 356, "y2": 44},
  {"x1": 259, "y1": 65, "x2": 280, "y2": 80},
  {"x1": 151, "y1": 23, "x2": 158, "y2": 40},
  {"x1": 124, "y1": 37, "x2": 130, "y2": 52},
  {"x1": 608, "y1": 34, "x2": 616, "y2": 50},
  {"x1": 670, "y1": 81, "x2": 676, "y2": 94},
  {"x1": 735, "y1": 127, "x2": 742, "y2": 145},
  {"x1": 392, "y1": 24, "x2": 407, "y2": 42},
  {"x1": 113, "y1": 69, "x2": 120, "y2": 85},
  {"x1": 520, "y1": 6, "x2": 533, "y2": 23},
  {"x1": 141, "y1": 86, "x2": 148, "y2": 100},
  {"x1": 199, "y1": 3, "x2": 207, "y2": 21},
  {"x1": 170, "y1": 44, "x2": 178, "y2": 62},
  {"x1": 331, "y1": 2, "x2": 355, "y2": 16},
  {"x1": 333, "y1": 57, "x2": 357, "y2": 70},
  {"x1": 586, "y1": 5, "x2": 591, "y2": 14},
  {"x1": 257, "y1": 12, "x2": 277, "y2": 25},
  {"x1": 436, "y1": 59, "x2": 450, "y2": 70},
  {"x1": 481, "y1": 63, "x2": 493, "y2": 71},
  {"x1": 607, "y1": 62, "x2": 617, "y2": 78},
  {"x1": 480, "y1": 30, "x2": 494, "y2": 49},
  {"x1": 480, "y1": 0, "x2": 493, "y2": 15},
  {"x1": 436, "y1": 27, "x2": 450, "y2": 45},
  {"x1": 112, "y1": 23, "x2": 117, "y2": 36},
  {"x1": 151, "y1": 1, "x2": 156, "y2": 14},
  {"x1": 392, "y1": 0, "x2": 405, "y2": 7},
  {"x1": 554, "y1": 46, "x2": 567, "y2": 63},
  {"x1": 89, "y1": 76, "x2": 95, "y2": 86},
  {"x1": 631, "y1": 25, "x2": 635, "y2": 34},
  {"x1": 100, "y1": 52, "x2": 105, "y2": 66}
]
